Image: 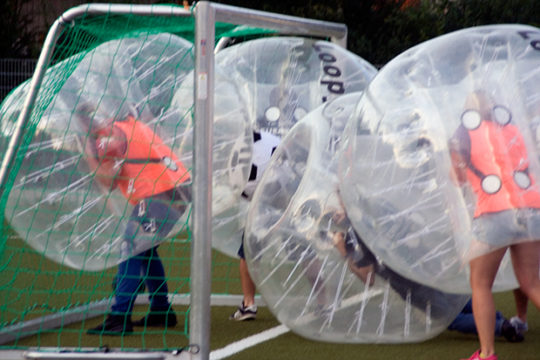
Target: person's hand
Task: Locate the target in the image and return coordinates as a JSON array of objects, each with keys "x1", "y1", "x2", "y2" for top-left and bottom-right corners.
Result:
[
  {"x1": 95, "y1": 126, "x2": 127, "y2": 161},
  {"x1": 332, "y1": 210, "x2": 347, "y2": 224},
  {"x1": 350, "y1": 263, "x2": 376, "y2": 286},
  {"x1": 449, "y1": 149, "x2": 467, "y2": 185},
  {"x1": 84, "y1": 125, "x2": 126, "y2": 190},
  {"x1": 333, "y1": 231, "x2": 347, "y2": 257}
]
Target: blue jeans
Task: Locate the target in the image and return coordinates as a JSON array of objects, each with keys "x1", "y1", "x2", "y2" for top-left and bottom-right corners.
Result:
[
  {"x1": 111, "y1": 191, "x2": 188, "y2": 315},
  {"x1": 448, "y1": 300, "x2": 505, "y2": 336},
  {"x1": 111, "y1": 246, "x2": 170, "y2": 315}
]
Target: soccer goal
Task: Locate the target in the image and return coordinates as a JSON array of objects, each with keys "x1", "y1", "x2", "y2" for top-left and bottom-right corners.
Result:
[{"x1": 0, "y1": 2, "x2": 347, "y2": 360}]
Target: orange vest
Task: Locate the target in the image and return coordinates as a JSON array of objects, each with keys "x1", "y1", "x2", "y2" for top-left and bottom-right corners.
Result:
[
  {"x1": 112, "y1": 116, "x2": 190, "y2": 204},
  {"x1": 462, "y1": 117, "x2": 540, "y2": 217}
]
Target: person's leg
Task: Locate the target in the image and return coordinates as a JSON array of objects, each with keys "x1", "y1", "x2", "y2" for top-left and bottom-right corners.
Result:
[
  {"x1": 461, "y1": 299, "x2": 473, "y2": 314},
  {"x1": 510, "y1": 241, "x2": 540, "y2": 310},
  {"x1": 448, "y1": 299, "x2": 522, "y2": 342},
  {"x1": 111, "y1": 252, "x2": 146, "y2": 315},
  {"x1": 468, "y1": 247, "x2": 507, "y2": 358},
  {"x1": 513, "y1": 287, "x2": 529, "y2": 321},
  {"x1": 134, "y1": 199, "x2": 182, "y2": 327},
  {"x1": 143, "y1": 246, "x2": 170, "y2": 310},
  {"x1": 449, "y1": 312, "x2": 477, "y2": 334},
  {"x1": 495, "y1": 310, "x2": 524, "y2": 342},
  {"x1": 136, "y1": 198, "x2": 180, "y2": 309},
  {"x1": 493, "y1": 311, "x2": 505, "y2": 337},
  {"x1": 510, "y1": 287, "x2": 529, "y2": 332},
  {"x1": 449, "y1": 300, "x2": 477, "y2": 333},
  {"x1": 111, "y1": 201, "x2": 164, "y2": 316},
  {"x1": 134, "y1": 246, "x2": 178, "y2": 327},
  {"x1": 87, "y1": 241, "x2": 144, "y2": 335},
  {"x1": 230, "y1": 240, "x2": 257, "y2": 321},
  {"x1": 240, "y1": 258, "x2": 257, "y2": 307}
]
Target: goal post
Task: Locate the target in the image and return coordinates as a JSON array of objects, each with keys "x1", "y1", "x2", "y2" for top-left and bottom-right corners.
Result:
[
  {"x1": 0, "y1": 2, "x2": 348, "y2": 360},
  {"x1": 191, "y1": 3, "x2": 346, "y2": 359}
]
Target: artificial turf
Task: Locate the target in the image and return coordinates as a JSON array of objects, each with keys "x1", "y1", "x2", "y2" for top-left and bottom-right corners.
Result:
[{"x1": 0, "y1": 235, "x2": 538, "y2": 359}]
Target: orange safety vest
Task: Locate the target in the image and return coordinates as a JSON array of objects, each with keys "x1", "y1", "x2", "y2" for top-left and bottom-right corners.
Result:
[
  {"x1": 111, "y1": 116, "x2": 190, "y2": 204},
  {"x1": 459, "y1": 108, "x2": 540, "y2": 217}
]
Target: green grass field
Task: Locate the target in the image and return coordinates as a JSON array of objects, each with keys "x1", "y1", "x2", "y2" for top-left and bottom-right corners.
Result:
[
  {"x1": 218, "y1": 291, "x2": 540, "y2": 360},
  {"x1": 5, "y1": 291, "x2": 539, "y2": 360},
  {"x1": 0, "y1": 232, "x2": 538, "y2": 359}
]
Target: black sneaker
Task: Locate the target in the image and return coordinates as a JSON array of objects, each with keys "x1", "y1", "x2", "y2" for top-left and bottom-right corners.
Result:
[
  {"x1": 229, "y1": 302, "x2": 257, "y2": 321},
  {"x1": 501, "y1": 319, "x2": 524, "y2": 343},
  {"x1": 133, "y1": 309, "x2": 177, "y2": 327},
  {"x1": 87, "y1": 314, "x2": 133, "y2": 336}
]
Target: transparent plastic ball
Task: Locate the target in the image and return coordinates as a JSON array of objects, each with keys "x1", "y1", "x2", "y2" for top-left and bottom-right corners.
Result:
[
  {"x1": 1, "y1": 33, "x2": 196, "y2": 271},
  {"x1": 211, "y1": 37, "x2": 378, "y2": 257},
  {"x1": 337, "y1": 25, "x2": 540, "y2": 293},
  {"x1": 244, "y1": 93, "x2": 469, "y2": 343},
  {"x1": 169, "y1": 63, "x2": 253, "y2": 256}
]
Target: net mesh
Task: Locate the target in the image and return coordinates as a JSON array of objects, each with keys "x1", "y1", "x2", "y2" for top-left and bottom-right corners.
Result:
[{"x1": 0, "y1": 4, "x2": 273, "y2": 351}]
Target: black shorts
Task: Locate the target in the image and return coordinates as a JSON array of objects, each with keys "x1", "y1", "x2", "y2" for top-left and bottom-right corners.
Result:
[{"x1": 237, "y1": 235, "x2": 246, "y2": 259}]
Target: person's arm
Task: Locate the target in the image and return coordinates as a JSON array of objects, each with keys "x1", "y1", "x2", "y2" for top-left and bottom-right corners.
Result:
[
  {"x1": 349, "y1": 262, "x2": 376, "y2": 286},
  {"x1": 333, "y1": 231, "x2": 348, "y2": 258},
  {"x1": 448, "y1": 126, "x2": 469, "y2": 185},
  {"x1": 84, "y1": 125, "x2": 126, "y2": 190},
  {"x1": 333, "y1": 228, "x2": 376, "y2": 286}
]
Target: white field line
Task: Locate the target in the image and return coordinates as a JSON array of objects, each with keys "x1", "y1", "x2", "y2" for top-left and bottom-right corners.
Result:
[{"x1": 209, "y1": 325, "x2": 290, "y2": 360}]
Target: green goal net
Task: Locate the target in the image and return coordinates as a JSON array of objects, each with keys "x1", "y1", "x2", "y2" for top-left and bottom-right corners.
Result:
[{"x1": 0, "y1": 4, "x2": 272, "y2": 352}]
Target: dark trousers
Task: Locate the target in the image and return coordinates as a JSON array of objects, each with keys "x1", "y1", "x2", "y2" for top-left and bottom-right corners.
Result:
[{"x1": 111, "y1": 187, "x2": 190, "y2": 315}]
